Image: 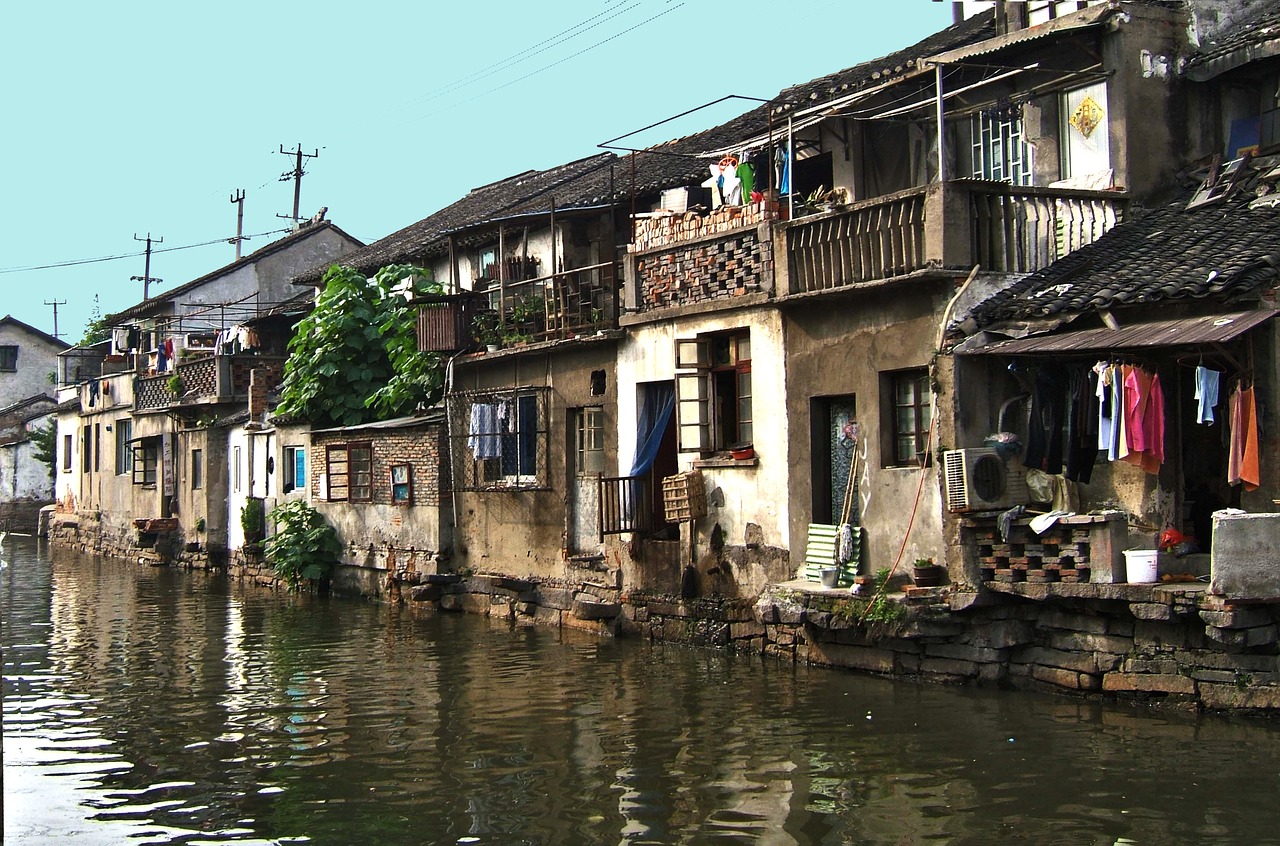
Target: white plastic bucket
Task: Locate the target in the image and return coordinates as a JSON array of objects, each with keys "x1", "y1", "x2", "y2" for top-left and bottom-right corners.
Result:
[{"x1": 1124, "y1": 549, "x2": 1159, "y2": 584}]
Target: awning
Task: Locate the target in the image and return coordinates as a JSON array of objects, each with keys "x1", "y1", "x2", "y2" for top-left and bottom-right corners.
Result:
[{"x1": 959, "y1": 309, "x2": 1279, "y2": 356}]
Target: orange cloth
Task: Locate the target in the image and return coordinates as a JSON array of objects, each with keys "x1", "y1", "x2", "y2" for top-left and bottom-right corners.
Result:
[{"x1": 1230, "y1": 386, "x2": 1260, "y2": 492}]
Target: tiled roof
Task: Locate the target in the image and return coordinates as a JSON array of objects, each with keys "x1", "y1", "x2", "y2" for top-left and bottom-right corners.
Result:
[
  {"x1": 1187, "y1": 3, "x2": 1280, "y2": 67},
  {"x1": 967, "y1": 156, "x2": 1280, "y2": 329},
  {"x1": 110, "y1": 220, "x2": 362, "y2": 322},
  {"x1": 295, "y1": 11, "x2": 997, "y2": 283},
  {"x1": 0, "y1": 315, "x2": 71, "y2": 350}
]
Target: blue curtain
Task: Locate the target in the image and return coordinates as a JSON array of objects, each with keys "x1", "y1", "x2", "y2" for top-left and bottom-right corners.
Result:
[{"x1": 630, "y1": 382, "x2": 675, "y2": 477}]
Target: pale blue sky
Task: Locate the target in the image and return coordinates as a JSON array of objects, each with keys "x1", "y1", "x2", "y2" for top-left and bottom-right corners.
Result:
[{"x1": 0, "y1": 1, "x2": 955, "y2": 341}]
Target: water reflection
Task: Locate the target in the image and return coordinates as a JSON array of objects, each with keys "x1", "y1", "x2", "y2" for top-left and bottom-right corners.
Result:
[{"x1": 5, "y1": 536, "x2": 1280, "y2": 845}]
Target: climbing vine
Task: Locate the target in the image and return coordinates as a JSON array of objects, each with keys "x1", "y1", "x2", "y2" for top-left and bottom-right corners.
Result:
[
  {"x1": 264, "y1": 499, "x2": 342, "y2": 590},
  {"x1": 276, "y1": 264, "x2": 444, "y2": 427}
]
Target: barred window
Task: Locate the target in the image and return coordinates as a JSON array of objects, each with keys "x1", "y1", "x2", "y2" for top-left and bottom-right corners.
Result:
[{"x1": 448, "y1": 387, "x2": 550, "y2": 491}]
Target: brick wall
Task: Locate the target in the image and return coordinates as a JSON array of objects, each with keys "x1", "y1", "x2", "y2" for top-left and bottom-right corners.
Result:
[
  {"x1": 311, "y1": 422, "x2": 446, "y2": 506},
  {"x1": 631, "y1": 206, "x2": 775, "y2": 310}
]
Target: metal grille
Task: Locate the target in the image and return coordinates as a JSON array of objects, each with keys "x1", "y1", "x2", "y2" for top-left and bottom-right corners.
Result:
[{"x1": 447, "y1": 387, "x2": 551, "y2": 491}]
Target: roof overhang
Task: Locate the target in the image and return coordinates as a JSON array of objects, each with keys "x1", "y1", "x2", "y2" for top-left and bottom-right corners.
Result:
[
  {"x1": 958, "y1": 309, "x2": 1278, "y2": 355},
  {"x1": 926, "y1": 4, "x2": 1118, "y2": 66}
]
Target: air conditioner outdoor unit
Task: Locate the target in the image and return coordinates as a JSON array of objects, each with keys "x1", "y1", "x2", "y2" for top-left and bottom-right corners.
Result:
[{"x1": 943, "y1": 448, "x2": 1029, "y2": 512}]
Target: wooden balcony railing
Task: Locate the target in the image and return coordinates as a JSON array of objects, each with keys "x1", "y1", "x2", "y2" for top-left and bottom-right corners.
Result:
[
  {"x1": 599, "y1": 474, "x2": 651, "y2": 537},
  {"x1": 785, "y1": 187, "x2": 928, "y2": 296},
  {"x1": 966, "y1": 182, "x2": 1124, "y2": 274}
]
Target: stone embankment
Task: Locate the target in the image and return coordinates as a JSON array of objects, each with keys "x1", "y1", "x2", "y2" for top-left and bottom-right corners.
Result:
[{"x1": 47, "y1": 520, "x2": 1280, "y2": 713}]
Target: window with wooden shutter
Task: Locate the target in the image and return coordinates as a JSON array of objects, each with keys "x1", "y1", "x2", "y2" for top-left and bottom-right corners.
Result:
[{"x1": 675, "y1": 337, "x2": 710, "y2": 453}]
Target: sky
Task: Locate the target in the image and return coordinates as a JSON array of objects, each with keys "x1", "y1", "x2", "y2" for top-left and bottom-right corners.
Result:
[{"x1": 0, "y1": 1, "x2": 957, "y2": 343}]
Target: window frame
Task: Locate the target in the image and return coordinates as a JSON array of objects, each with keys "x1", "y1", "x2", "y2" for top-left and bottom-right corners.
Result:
[
  {"x1": 574, "y1": 406, "x2": 605, "y2": 476},
  {"x1": 970, "y1": 110, "x2": 1032, "y2": 186},
  {"x1": 115, "y1": 419, "x2": 133, "y2": 475},
  {"x1": 674, "y1": 329, "x2": 752, "y2": 454},
  {"x1": 233, "y1": 445, "x2": 242, "y2": 493},
  {"x1": 0, "y1": 345, "x2": 16, "y2": 371},
  {"x1": 390, "y1": 463, "x2": 414, "y2": 505},
  {"x1": 62, "y1": 433, "x2": 72, "y2": 472},
  {"x1": 325, "y1": 442, "x2": 373, "y2": 502},
  {"x1": 131, "y1": 440, "x2": 158, "y2": 487},
  {"x1": 349, "y1": 443, "x2": 374, "y2": 503},
  {"x1": 283, "y1": 445, "x2": 307, "y2": 494},
  {"x1": 882, "y1": 368, "x2": 933, "y2": 468},
  {"x1": 191, "y1": 448, "x2": 203, "y2": 490},
  {"x1": 448, "y1": 387, "x2": 551, "y2": 492}
]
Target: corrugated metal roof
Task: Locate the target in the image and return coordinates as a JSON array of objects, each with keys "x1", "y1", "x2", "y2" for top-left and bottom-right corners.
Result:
[
  {"x1": 927, "y1": 4, "x2": 1115, "y2": 65},
  {"x1": 960, "y1": 309, "x2": 1278, "y2": 355}
]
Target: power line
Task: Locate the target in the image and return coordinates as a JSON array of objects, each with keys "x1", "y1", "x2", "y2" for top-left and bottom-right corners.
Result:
[
  {"x1": 0, "y1": 228, "x2": 292, "y2": 275},
  {"x1": 401, "y1": 2, "x2": 642, "y2": 110},
  {"x1": 409, "y1": 3, "x2": 685, "y2": 125}
]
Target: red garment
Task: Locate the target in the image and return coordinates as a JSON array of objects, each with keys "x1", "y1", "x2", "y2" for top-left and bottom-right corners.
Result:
[
  {"x1": 1120, "y1": 366, "x2": 1163, "y2": 474},
  {"x1": 1229, "y1": 386, "x2": 1260, "y2": 491}
]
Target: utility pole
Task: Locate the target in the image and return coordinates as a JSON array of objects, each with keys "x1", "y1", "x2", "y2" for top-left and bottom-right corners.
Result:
[
  {"x1": 130, "y1": 233, "x2": 163, "y2": 300},
  {"x1": 276, "y1": 143, "x2": 318, "y2": 226},
  {"x1": 43, "y1": 299, "x2": 67, "y2": 339},
  {"x1": 229, "y1": 189, "x2": 246, "y2": 259}
]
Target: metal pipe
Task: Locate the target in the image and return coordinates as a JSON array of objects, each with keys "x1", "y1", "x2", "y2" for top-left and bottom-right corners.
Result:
[{"x1": 935, "y1": 64, "x2": 947, "y2": 183}]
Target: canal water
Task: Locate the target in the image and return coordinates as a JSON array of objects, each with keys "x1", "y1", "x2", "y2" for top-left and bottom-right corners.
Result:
[{"x1": 4, "y1": 537, "x2": 1280, "y2": 845}]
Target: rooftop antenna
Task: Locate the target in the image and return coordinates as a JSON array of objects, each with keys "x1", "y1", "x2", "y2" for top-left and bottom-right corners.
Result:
[
  {"x1": 130, "y1": 233, "x2": 163, "y2": 300},
  {"x1": 229, "y1": 189, "x2": 246, "y2": 259},
  {"x1": 276, "y1": 143, "x2": 319, "y2": 227}
]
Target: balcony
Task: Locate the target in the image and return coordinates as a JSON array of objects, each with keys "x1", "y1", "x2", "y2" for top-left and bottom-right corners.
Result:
[
  {"x1": 779, "y1": 181, "x2": 1127, "y2": 297},
  {"x1": 134, "y1": 354, "x2": 286, "y2": 412},
  {"x1": 418, "y1": 262, "x2": 616, "y2": 353}
]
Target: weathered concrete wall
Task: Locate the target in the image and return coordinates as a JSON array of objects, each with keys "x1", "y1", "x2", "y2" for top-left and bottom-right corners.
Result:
[
  {"x1": 0, "y1": 320, "x2": 64, "y2": 409},
  {"x1": 617, "y1": 303, "x2": 793, "y2": 592},
  {"x1": 310, "y1": 421, "x2": 449, "y2": 575},
  {"x1": 1210, "y1": 510, "x2": 1280, "y2": 599},
  {"x1": 783, "y1": 280, "x2": 952, "y2": 577},
  {"x1": 452, "y1": 341, "x2": 619, "y2": 583}
]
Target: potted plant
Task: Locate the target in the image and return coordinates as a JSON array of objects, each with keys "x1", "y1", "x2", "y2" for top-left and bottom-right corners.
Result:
[
  {"x1": 470, "y1": 310, "x2": 502, "y2": 351},
  {"x1": 912, "y1": 557, "x2": 945, "y2": 587},
  {"x1": 166, "y1": 374, "x2": 184, "y2": 396}
]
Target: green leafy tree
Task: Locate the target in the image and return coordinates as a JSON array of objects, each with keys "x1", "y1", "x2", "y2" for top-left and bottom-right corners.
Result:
[
  {"x1": 264, "y1": 499, "x2": 342, "y2": 590},
  {"x1": 31, "y1": 420, "x2": 57, "y2": 474},
  {"x1": 276, "y1": 264, "x2": 444, "y2": 427}
]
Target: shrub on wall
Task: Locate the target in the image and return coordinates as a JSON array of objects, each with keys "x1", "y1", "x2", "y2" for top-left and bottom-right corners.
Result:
[{"x1": 264, "y1": 499, "x2": 341, "y2": 590}]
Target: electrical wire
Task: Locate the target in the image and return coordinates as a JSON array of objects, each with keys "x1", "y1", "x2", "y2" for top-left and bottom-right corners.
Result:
[
  {"x1": 401, "y1": 2, "x2": 642, "y2": 109},
  {"x1": 408, "y1": 3, "x2": 685, "y2": 124},
  {"x1": 0, "y1": 229, "x2": 292, "y2": 275}
]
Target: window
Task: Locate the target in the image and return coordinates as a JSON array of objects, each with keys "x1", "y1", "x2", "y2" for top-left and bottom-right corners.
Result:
[
  {"x1": 82, "y1": 425, "x2": 91, "y2": 473},
  {"x1": 574, "y1": 407, "x2": 605, "y2": 475},
  {"x1": 883, "y1": 369, "x2": 932, "y2": 467},
  {"x1": 1061, "y1": 82, "x2": 1110, "y2": 180},
  {"x1": 675, "y1": 330, "x2": 752, "y2": 453},
  {"x1": 325, "y1": 442, "x2": 373, "y2": 502},
  {"x1": 115, "y1": 419, "x2": 132, "y2": 474},
  {"x1": 132, "y1": 440, "x2": 158, "y2": 486},
  {"x1": 0, "y1": 345, "x2": 16, "y2": 371},
  {"x1": 391, "y1": 463, "x2": 413, "y2": 505},
  {"x1": 971, "y1": 111, "x2": 1031, "y2": 186},
  {"x1": 284, "y1": 446, "x2": 306, "y2": 493},
  {"x1": 233, "y1": 446, "x2": 242, "y2": 492},
  {"x1": 94, "y1": 423, "x2": 101, "y2": 473},
  {"x1": 191, "y1": 449, "x2": 203, "y2": 490},
  {"x1": 62, "y1": 434, "x2": 72, "y2": 472},
  {"x1": 448, "y1": 387, "x2": 550, "y2": 491}
]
